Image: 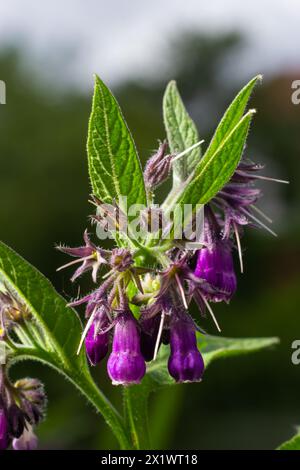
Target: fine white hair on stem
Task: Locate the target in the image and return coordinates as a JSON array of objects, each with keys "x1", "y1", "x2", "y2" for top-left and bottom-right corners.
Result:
[
  {"x1": 153, "y1": 312, "x2": 165, "y2": 361},
  {"x1": 76, "y1": 284, "x2": 81, "y2": 299},
  {"x1": 77, "y1": 307, "x2": 97, "y2": 355},
  {"x1": 233, "y1": 221, "x2": 244, "y2": 274},
  {"x1": 200, "y1": 293, "x2": 221, "y2": 332},
  {"x1": 242, "y1": 208, "x2": 277, "y2": 237}
]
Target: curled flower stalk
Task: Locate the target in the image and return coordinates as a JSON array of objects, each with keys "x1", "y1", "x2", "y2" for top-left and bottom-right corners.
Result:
[
  {"x1": 0, "y1": 366, "x2": 46, "y2": 450},
  {"x1": 58, "y1": 134, "x2": 286, "y2": 392}
]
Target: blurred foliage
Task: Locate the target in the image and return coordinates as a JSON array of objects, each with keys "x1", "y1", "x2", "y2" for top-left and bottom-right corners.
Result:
[{"x1": 0, "y1": 31, "x2": 300, "y2": 449}]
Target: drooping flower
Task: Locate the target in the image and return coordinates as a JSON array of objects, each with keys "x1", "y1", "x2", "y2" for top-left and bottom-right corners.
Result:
[
  {"x1": 107, "y1": 308, "x2": 146, "y2": 385},
  {"x1": 197, "y1": 159, "x2": 288, "y2": 285},
  {"x1": 55, "y1": 77, "x2": 288, "y2": 389},
  {"x1": 168, "y1": 312, "x2": 204, "y2": 383},
  {"x1": 0, "y1": 289, "x2": 31, "y2": 338},
  {"x1": 14, "y1": 377, "x2": 46, "y2": 426},
  {"x1": 12, "y1": 425, "x2": 38, "y2": 450},
  {"x1": 0, "y1": 367, "x2": 46, "y2": 450},
  {"x1": 195, "y1": 238, "x2": 237, "y2": 303},
  {"x1": 85, "y1": 308, "x2": 110, "y2": 365},
  {"x1": 144, "y1": 141, "x2": 173, "y2": 190}
]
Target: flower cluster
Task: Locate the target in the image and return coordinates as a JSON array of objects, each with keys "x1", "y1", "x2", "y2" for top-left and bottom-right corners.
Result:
[
  {"x1": 58, "y1": 144, "x2": 285, "y2": 387},
  {"x1": 0, "y1": 289, "x2": 47, "y2": 450},
  {"x1": 0, "y1": 367, "x2": 46, "y2": 450},
  {"x1": 200, "y1": 159, "x2": 285, "y2": 286}
]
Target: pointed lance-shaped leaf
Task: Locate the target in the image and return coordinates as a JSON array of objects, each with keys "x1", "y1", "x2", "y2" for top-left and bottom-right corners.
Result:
[
  {"x1": 163, "y1": 80, "x2": 201, "y2": 187},
  {"x1": 0, "y1": 241, "x2": 86, "y2": 373},
  {"x1": 87, "y1": 75, "x2": 147, "y2": 210},
  {"x1": 204, "y1": 74, "x2": 262, "y2": 161},
  {"x1": 178, "y1": 109, "x2": 256, "y2": 209}
]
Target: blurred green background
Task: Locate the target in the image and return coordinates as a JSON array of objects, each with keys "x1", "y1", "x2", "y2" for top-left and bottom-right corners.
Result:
[{"x1": 0, "y1": 23, "x2": 300, "y2": 450}]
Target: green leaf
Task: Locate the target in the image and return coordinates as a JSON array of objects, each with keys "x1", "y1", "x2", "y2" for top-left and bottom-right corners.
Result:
[
  {"x1": 277, "y1": 429, "x2": 300, "y2": 450},
  {"x1": 131, "y1": 334, "x2": 278, "y2": 447},
  {"x1": 117, "y1": 333, "x2": 278, "y2": 449},
  {"x1": 200, "y1": 334, "x2": 279, "y2": 367},
  {"x1": 123, "y1": 386, "x2": 151, "y2": 450},
  {"x1": 163, "y1": 80, "x2": 201, "y2": 186},
  {"x1": 145, "y1": 333, "x2": 279, "y2": 389},
  {"x1": 0, "y1": 241, "x2": 84, "y2": 373},
  {"x1": 178, "y1": 109, "x2": 255, "y2": 209},
  {"x1": 163, "y1": 75, "x2": 261, "y2": 216},
  {"x1": 203, "y1": 74, "x2": 261, "y2": 162},
  {"x1": 87, "y1": 75, "x2": 146, "y2": 210}
]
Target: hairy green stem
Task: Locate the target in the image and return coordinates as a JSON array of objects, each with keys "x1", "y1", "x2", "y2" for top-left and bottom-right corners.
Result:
[
  {"x1": 69, "y1": 370, "x2": 133, "y2": 450},
  {"x1": 8, "y1": 347, "x2": 132, "y2": 450}
]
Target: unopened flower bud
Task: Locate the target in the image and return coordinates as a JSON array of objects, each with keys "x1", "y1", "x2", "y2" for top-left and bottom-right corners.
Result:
[
  {"x1": 195, "y1": 240, "x2": 237, "y2": 302},
  {"x1": 168, "y1": 316, "x2": 204, "y2": 383},
  {"x1": 144, "y1": 142, "x2": 173, "y2": 190},
  {"x1": 107, "y1": 310, "x2": 146, "y2": 385},
  {"x1": 85, "y1": 310, "x2": 110, "y2": 365},
  {"x1": 140, "y1": 207, "x2": 164, "y2": 235}
]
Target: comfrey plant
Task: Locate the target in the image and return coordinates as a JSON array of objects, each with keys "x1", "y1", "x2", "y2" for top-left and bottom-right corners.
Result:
[
  {"x1": 0, "y1": 291, "x2": 46, "y2": 449},
  {"x1": 0, "y1": 75, "x2": 286, "y2": 450}
]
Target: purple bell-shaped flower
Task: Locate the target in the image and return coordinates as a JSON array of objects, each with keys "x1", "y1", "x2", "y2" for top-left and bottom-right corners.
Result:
[
  {"x1": 107, "y1": 310, "x2": 146, "y2": 385},
  {"x1": 195, "y1": 239, "x2": 237, "y2": 303},
  {"x1": 168, "y1": 315, "x2": 204, "y2": 383},
  {"x1": 85, "y1": 309, "x2": 110, "y2": 365}
]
